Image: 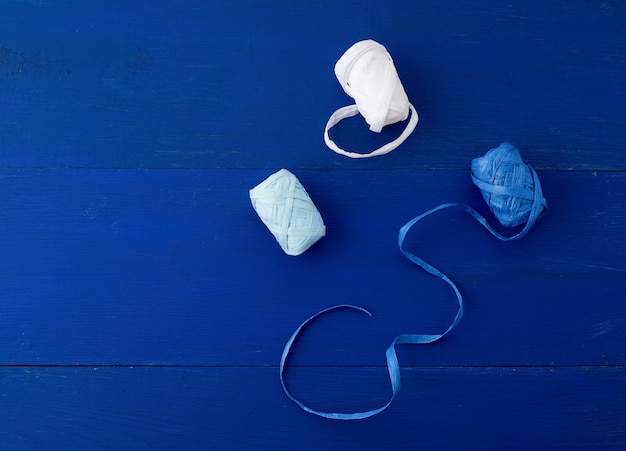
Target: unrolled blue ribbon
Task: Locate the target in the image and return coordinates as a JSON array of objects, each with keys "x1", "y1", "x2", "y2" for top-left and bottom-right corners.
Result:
[{"x1": 280, "y1": 143, "x2": 547, "y2": 419}]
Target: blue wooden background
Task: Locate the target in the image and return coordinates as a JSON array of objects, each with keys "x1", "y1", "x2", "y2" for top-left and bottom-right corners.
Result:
[{"x1": 1, "y1": 0, "x2": 625, "y2": 448}]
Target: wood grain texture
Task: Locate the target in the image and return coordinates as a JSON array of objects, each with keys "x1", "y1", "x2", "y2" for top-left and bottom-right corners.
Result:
[
  {"x1": 0, "y1": 366, "x2": 623, "y2": 450},
  {"x1": 0, "y1": 169, "x2": 624, "y2": 367},
  {"x1": 1, "y1": 0, "x2": 625, "y2": 170},
  {"x1": 1, "y1": 0, "x2": 625, "y2": 448}
]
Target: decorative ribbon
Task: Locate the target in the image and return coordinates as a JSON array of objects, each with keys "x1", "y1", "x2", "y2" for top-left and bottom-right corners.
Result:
[
  {"x1": 250, "y1": 169, "x2": 326, "y2": 256},
  {"x1": 280, "y1": 143, "x2": 547, "y2": 419},
  {"x1": 324, "y1": 40, "x2": 419, "y2": 158}
]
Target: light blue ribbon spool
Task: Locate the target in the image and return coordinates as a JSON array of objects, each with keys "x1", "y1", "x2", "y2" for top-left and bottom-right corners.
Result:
[{"x1": 280, "y1": 142, "x2": 547, "y2": 420}]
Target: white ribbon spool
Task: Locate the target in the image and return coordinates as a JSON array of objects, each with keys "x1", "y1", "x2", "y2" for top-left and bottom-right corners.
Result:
[
  {"x1": 249, "y1": 169, "x2": 326, "y2": 256},
  {"x1": 324, "y1": 40, "x2": 419, "y2": 158}
]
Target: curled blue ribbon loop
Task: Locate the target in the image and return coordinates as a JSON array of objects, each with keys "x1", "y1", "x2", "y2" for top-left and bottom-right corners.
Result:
[
  {"x1": 279, "y1": 303, "x2": 452, "y2": 420},
  {"x1": 279, "y1": 304, "x2": 393, "y2": 420},
  {"x1": 280, "y1": 143, "x2": 546, "y2": 419}
]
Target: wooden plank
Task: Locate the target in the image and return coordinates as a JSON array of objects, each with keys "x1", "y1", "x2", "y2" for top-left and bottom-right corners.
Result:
[
  {"x1": 0, "y1": 168, "x2": 624, "y2": 366},
  {"x1": 1, "y1": 1, "x2": 624, "y2": 170},
  {"x1": 0, "y1": 0, "x2": 624, "y2": 447},
  {"x1": 0, "y1": 366, "x2": 623, "y2": 449}
]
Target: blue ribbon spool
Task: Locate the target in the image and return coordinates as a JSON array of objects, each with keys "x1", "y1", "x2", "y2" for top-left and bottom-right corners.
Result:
[
  {"x1": 471, "y1": 141, "x2": 547, "y2": 233},
  {"x1": 280, "y1": 142, "x2": 547, "y2": 419}
]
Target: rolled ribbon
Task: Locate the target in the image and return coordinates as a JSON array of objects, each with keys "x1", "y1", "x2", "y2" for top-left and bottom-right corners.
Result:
[
  {"x1": 280, "y1": 143, "x2": 546, "y2": 418},
  {"x1": 250, "y1": 169, "x2": 326, "y2": 256},
  {"x1": 471, "y1": 142, "x2": 547, "y2": 230},
  {"x1": 324, "y1": 39, "x2": 419, "y2": 158}
]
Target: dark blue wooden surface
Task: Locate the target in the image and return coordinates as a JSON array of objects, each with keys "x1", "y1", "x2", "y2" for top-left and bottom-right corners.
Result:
[{"x1": 1, "y1": 1, "x2": 625, "y2": 449}]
